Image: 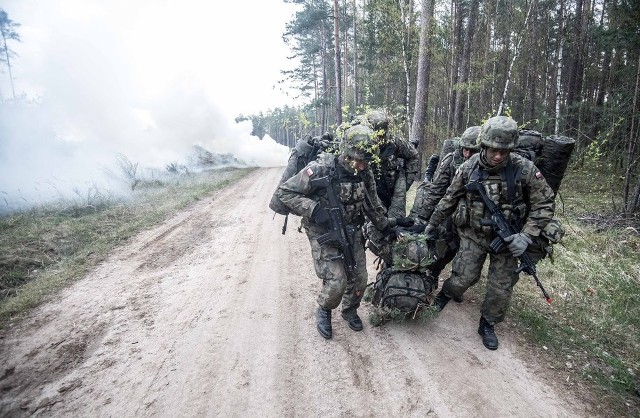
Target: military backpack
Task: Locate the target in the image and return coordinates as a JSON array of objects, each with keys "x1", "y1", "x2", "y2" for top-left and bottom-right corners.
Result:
[{"x1": 269, "y1": 134, "x2": 335, "y2": 216}]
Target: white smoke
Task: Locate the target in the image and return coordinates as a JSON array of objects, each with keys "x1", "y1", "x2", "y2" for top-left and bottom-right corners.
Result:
[{"x1": 0, "y1": 0, "x2": 294, "y2": 212}]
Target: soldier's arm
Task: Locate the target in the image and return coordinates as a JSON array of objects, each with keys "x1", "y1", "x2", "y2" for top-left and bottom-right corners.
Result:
[
  {"x1": 276, "y1": 161, "x2": 323, "y2": 219},
  {"x1": 394, "y1": 137, "x2": 420, "y2": 185},
  {"x1": 362, "y1": 168, "x2": 392, "y2": 230},
  {"x1": 415, "y1": 153, "x2": 455, "y2": 223},
  {"x1": 521, "y1": 163, "x2": 556, "y2": 237},
  {"x1": 409, "y1": 180, "x2": 430, "y2": 219},
  {"x1": 427, "y1": 164, "x2": 468, "y2": 227}
]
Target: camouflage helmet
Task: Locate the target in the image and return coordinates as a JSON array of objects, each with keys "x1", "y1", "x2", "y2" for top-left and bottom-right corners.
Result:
[
  {"x1": 363, "y1": 109, "x2": 389, "y2": 131},
  {"x1": 459, "y1": 126, "x2": 481, "y2": 150},
  {"x1": 477, "y1": 116, "x2": 519, "y2": 150},
  {"x1": 341, "y1": 124, "x2": 377, "y2": 161}
]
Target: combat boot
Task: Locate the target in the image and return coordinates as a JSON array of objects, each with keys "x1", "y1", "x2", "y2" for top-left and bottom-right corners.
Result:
[
  {"x1": 432, "y1": 291, "x2": 450, "y2": 312},
  {"x1": 316, "y1": 306, "x2": 332, "y2": 339},
  {"x1": 425, "y1": 272, "x2": 439, "y2": 290},
  {"x1": 341, "y1": 310, "x2": 363, "y2": 332},
  {"x1": 478, "y1": 317, "x2": 499, "y2": 350}
]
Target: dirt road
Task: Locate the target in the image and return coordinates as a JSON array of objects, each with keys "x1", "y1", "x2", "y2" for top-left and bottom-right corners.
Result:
[{"x1": 0, "y1": 167, "x2": 590, "y2": 417}]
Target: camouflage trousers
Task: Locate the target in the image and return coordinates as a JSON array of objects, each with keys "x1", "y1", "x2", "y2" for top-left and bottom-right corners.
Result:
[
  {"x1": 307, "y1": 224, "x2": 368, "y2": 312},
  {"x1": 441, "y1": 227, "x2": 519, "y2": 324}
]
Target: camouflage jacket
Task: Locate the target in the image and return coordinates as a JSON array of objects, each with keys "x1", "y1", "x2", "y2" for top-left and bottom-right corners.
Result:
[
  {"x1": 276, "y1": 153, "x2": 391, "y2": 230},
  {"x1": 428, "y1": 152, "x2": 555, "y2": 238},
  {"x1": 374, "y1": 136, "x2": 420, "y2": 208},
  {"x1": 411, "y1": 149, "x2": 464, "y2": 224}
]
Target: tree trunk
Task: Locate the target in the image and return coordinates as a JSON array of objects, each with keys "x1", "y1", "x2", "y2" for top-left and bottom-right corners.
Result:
[
  {"x1": 333, "y1": 0, "x2": 343, "y2": 126},
  {"x1": 497, "y1": 0, "x2": 535, "y2": 116},
  {"x1": 565, "y1": 0, "x2": 589, "y2": 136},
  {"x1": 321, "y1": 23, "x2": 329, "y2": 132},
  {"x1": 447, "y1": 0, "x2": 464, "y2": 132},
  {"x1": 411, "y1": 0, "x2": 435, "y2": 160},
  {"x1": 624, "y1": 53, "x2": 640, "y2": 214},
  {"x1": 352, "y1": 0, "x2": 358, "y2": 108},
  {"x1": 453, "y1": 0, "x2": 479, "y2": 131},
  {"x1": 1, "y1": 32, "x2": 16, "y2": 99}
]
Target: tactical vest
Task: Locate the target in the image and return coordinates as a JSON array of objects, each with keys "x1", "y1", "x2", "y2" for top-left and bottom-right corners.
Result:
[
  {"x1": 317, "y1": 156, "x2": 368, "y2": 226},
  {"x1": 458, "y1": 157, "x2": 529, "y2": 234}
]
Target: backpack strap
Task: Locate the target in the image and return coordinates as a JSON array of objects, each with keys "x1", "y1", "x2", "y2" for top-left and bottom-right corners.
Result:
[{"x1": 501, "y1": 158, "x2": 516, "y2": 203}]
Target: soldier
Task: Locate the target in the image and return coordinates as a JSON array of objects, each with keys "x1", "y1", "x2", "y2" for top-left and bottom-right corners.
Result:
[
  {"x1": 356, "y1": 109, "x2": 419, "y2": 265},
  {"x1": 409, "y1": 126, "x2": 481, "y2": 289},
  {"x1": 276, "y1": 125, "x2": 413, "y2": 339},
  {"x1": 359, "y1": 109, "x2": 420, "y2": 217},
  {"x1": 423, "y1": 116, "x2": 555, "y2": 350}
]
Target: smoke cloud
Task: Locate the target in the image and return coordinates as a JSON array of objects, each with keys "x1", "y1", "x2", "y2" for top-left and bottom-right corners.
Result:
[{"x1": 0, "y1": 0, "x2": 293, "y2": 212}]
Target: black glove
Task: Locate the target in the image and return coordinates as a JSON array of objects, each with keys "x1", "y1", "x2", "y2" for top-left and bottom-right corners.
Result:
[
  {"x1": 311, "y1": 205, "x2": 330, "y2": 224},
  {"x1": 405, "y1": 224, "x2": 426, "y2": 234},
  {"x1": 381, "y1": 226, "x2": 398, "y2": 240},
  {"x1": 395, "y1": 217, "x2": 414, "y2": 227}
]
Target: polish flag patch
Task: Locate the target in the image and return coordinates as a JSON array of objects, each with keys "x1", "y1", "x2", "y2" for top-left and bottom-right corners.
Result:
[
  {"x1": 535, "y1": 171, "x2": 543, "y2": 179},
  {"x1": 306, "y1": 167, "x2": 314, "y2": 176}
]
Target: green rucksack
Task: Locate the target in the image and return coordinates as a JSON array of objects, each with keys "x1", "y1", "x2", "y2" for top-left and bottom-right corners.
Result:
[
  {"x1": 371, "y1": 231, "x2": 440, "y2": 313},
  {"x1": 372, "y1": 269, "x2": 434, "y2": 313},
  {"x1": 391, "y1": 232, "x2": 438, "y2": 273}
]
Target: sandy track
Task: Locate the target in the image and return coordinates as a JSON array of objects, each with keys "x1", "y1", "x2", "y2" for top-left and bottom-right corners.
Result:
[{"x1": 0, "y1": 167, "x2": 590, "y2": 417}]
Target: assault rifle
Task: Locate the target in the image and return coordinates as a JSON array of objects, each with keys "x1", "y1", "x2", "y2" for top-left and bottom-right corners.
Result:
[
  {"x1": 465, "y1": 181, "x2": 553, "y2": 304},
  {"x1": 310, "y1": 176, "x2": 357, "y2": 278}
]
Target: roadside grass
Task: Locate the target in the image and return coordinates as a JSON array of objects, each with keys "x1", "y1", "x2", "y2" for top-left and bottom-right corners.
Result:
[{"x1": 0, "y1": 167, "x2": 254, "y2": 326}]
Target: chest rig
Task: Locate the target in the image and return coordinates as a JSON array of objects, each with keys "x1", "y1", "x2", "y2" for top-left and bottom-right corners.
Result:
[
  {"x1": 322, "y1": 157, "x2": 367, "y2": 225},
  {"x1": 467, "y1": 157, "x2": 528, "y2": 229}
]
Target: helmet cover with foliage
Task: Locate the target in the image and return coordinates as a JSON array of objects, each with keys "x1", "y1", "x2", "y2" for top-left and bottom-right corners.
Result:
[
  {"x1": 477, "y1": 116, "x2": 519, "y2": 150},
  {"x1": 341, "y1": 124, "x2": 378, "y2": 161},
  {"x1": 459, "y1": 126, "x2": 481, "y2": 150},
  {"x1": 362, "y1": 109, "x2": 389, "y2": 132}
]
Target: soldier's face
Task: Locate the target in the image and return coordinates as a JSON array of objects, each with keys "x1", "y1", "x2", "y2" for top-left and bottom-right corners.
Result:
[
  {"x1": 462, "y1": 148, "x2": 477, "y2": 160},
  {"x1": 349, "y1": 158, "x2": 369, "y2": 173},
  {"x1": 485, "y1": 147, "x2": 510, "y2": 165}
]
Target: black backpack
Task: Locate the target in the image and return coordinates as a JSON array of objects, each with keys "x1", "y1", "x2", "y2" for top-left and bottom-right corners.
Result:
[{"x1": 513, "y1": 130, "x2": 575, "y2": 194}]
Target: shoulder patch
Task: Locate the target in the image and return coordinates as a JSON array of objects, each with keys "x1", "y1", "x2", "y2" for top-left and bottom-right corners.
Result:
[
  {"x1": 535, "y1": 171, "x2": 543, "y2": 179},
  {"x1": 305, "y1": 167, "x2": 314, "y2": 177}
]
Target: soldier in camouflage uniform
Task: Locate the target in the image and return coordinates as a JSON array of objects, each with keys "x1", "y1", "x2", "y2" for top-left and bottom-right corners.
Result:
[
  {"x1": 276, "y1": 125, "x2": 413, "y2": 339},
  {"x1": 357, "y1": 109, "x2": 420, "y2": 265},
  {"x1": 424, "y1": 116, "x2": 555, "y2": 350},
  {"x1": 409, "y1": 126, "x2": 481, "y2": 289},
  {"x1": 358, "y1": 109, "x2": 420, "y2": 216}
]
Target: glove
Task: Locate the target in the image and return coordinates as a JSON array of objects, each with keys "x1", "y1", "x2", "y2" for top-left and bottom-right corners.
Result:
[
  {"x1": 311, "y1": 205, "x2": 330, "y2": 224},
  {"x1": 503, "y1": 233, "x2": 532, "y2": 257},
  {"x1": 395, "y1": 217, "x2": 414, "y2": 227},
  {"x1": 404, "y1": 224, "x2": 426, "y2": 234},
  {"x1": 381, "y1": 226, "x2": 399, "y2": 240},
  {"x1": 424, "y1": 224, "x2": 438, "y2": 240}
]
